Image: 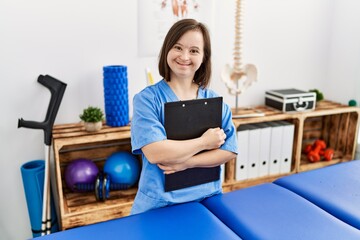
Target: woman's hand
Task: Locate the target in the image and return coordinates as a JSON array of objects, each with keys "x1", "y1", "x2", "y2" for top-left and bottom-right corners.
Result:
[
  {"x1": 142, "y1": 128, "x2": 226, "y2": 165},
  {"x1": 201, "y1": 127, "x2": 226, "y2": 150},
  {"x1": 157, "y1": 127, "x2": 227, "y2": 174},
  {"x1": 157, "y1": 161, "x2": 188, "y2": 174}
]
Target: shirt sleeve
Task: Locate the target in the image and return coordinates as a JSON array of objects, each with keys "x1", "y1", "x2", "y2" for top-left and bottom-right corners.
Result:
[
  {"x1": 131, "y1": 89, "x2": 167, "y2": 155},
  {"x1": 203, "y1": 89, "x2": 238, "y2": 155},
  {"x1": 220, "y1": 101, "x2": 238, "y2": 155}
]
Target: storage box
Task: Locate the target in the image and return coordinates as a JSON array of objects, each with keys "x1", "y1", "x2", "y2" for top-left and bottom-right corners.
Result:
[
  {"x1": 52, "y1": 123, "x2": 138, "y2": 230},
  {"x1": 265, "y1": 89, "x2": 316, "y2": 112},
  {"x1": 300, "y1": 100, "x2": 360, "y2": 171}
]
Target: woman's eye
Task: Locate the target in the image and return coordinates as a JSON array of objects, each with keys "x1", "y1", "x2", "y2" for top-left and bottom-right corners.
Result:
[
  {"x1": 190, "y1": 49, "x2": 199, "y2": 54},
  {"x1": 174, "y1": 46, "x2": 182, "y2": 51}
]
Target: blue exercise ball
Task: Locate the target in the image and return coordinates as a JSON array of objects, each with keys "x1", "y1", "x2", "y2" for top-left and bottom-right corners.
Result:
[{"x1": 104, "y1": 151, "x2": 140, "y2": 187}]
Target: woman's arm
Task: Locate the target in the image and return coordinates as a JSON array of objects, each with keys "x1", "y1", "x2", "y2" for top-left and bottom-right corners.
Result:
[
  {"x1": 157, "y1": 148, "x2": 236, "y2": 174},
  {"x1": 142, "y1": 127, "x2": 226, "y2": 165}
]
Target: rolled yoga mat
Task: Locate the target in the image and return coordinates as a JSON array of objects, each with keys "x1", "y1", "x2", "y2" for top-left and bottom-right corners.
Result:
[{"x1": 21, "y1": 160, "x2": 58, "y2": 237}]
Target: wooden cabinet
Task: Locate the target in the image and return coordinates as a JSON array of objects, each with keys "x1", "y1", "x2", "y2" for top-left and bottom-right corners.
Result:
[
  {"x1": 52, "y1": 100, "x2": 360, "y2": 230},
  {"x1": 223, "y1": 100, "x2": 360, "y2": 192}
]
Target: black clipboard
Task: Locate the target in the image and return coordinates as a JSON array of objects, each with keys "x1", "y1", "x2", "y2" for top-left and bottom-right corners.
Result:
[{"x1": 164, "y1": 97, "x2": 222, "y2": 192}]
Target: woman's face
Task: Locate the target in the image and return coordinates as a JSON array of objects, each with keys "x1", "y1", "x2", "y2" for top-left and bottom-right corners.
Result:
[{"x1": 166, "y1": 30, "x2": 204, "y2": 81}]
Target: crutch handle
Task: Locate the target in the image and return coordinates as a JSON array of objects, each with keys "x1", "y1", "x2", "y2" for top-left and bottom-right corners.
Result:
[{"x1": 18, "y1": 75, "x2": 67, "y2": 145}]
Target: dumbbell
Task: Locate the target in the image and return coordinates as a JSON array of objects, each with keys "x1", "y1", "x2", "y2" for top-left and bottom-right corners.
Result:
[
  {"x1": 306, "y1": 140, "x2": 326, "y2": 162},
  {"x1": 322, "y1": 148, "x2": 334, "y2": 161},
  {"x1": 74, "y1": 172, "x2": 131, "y2": 201},
  {"x1": 304, "y1": 140, "x2": 335, "y2": 162}
]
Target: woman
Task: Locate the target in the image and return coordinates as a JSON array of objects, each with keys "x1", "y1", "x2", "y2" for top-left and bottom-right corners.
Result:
[{"x1": 131, "y1": 19, "x2": 238, "y2": 214}]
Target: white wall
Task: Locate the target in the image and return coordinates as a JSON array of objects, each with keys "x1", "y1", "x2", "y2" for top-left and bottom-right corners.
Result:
[
  {"x1": 326, "y1": 0, "x2": 360, "y2": 104},
  {"x1": 1, "y1": 0, "x2": 359, "y2": 239}
]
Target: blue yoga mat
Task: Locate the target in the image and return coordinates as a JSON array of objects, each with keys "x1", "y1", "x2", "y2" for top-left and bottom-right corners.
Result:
[{"x1": 21, "y1": 160, "x2": 58, "y2": 237}]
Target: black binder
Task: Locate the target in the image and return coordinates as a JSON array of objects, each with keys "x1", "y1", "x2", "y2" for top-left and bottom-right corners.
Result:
[{"x1": 164, "y1": 97, "x2": 223, "y2": 192}]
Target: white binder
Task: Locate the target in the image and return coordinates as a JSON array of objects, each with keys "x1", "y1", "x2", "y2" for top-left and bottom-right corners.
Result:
[
  {"x1": 279, "y1": 121, "x2": 295, "y2": 174},
  {"x1": 247, "y1": 124, "x2": 261, "y2": 179},
  {"x1": 252, "y1": 123, "x2": 271, "y2": 177},
  {"x1": 268, "y1": 121, "x2": 283, "y2": 175},
  {"x1": 220, "y1": 164, "x2": 225, "y2": 184},
  {"x1": 236, "y1": 125, "x2": 250, "y2": 181}
]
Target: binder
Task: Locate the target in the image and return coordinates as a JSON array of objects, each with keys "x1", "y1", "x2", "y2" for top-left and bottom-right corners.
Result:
[
  {"x1": 268, "y1": 121, "x2": 283, "y2": 175},
  {"x1": 279, "y1": 121, "x2": 294, "y2": 173},
  {"x1": 164, "y1": 97, "x2": 223, "y2": 192},
  {"x1": 220, "y1": 164, "x2": 225, "y2": 184},
  {"x1": 252, "y1": 123, "x2": 271, "y2": 177},
  {"x1": 247, "y1": 124, "x2": 261, "y2": 179},
  {"x1": 236, "y1": 125, "x2": 250, "y2": 181}
]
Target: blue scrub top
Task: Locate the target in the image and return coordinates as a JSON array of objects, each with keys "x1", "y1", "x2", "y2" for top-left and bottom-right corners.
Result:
[{"x1": 130, "y1": 80, "x2": 238, "y2": 214}]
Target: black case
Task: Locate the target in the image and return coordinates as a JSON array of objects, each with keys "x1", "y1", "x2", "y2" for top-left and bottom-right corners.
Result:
[
  {"x1": 164, "y1": 97, "x2": 222, "y2": 192},
  {"x1": 265, "y1": 89, "x2": 316, "y2": 112}
]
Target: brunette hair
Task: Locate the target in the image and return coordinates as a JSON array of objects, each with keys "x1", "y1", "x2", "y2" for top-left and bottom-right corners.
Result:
[{"x1": 158, "y1": 19, "x2": 212, "y2": 88}]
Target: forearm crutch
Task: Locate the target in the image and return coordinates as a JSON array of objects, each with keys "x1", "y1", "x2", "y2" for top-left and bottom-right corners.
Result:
[{"x1": 18, "y1": 75, "x2": 67, "y2": 235}]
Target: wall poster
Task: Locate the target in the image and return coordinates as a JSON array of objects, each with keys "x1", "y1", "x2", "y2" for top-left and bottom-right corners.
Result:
[{"x1": 138, "y1": 0, "x2": 214, "y2": 57}]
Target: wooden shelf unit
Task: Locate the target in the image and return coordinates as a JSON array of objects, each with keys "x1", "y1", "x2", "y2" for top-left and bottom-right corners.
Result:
[
  {"x1": 52, "y1": 123, "x2": 137, "y2": 230},
  {"x1": 52, "y1": 100, "x2": 360, "y2": 230},
  {"x1": 225, "y1": 100, "x2": 360, "y2": 192}
]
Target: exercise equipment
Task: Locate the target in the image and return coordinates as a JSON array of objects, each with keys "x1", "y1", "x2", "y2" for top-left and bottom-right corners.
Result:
[
  {"x1": 349, "y1": 99, "x2": 357, "y2": 107},
  {"x1": 21, "y1": 160, "x2": 58, "y2": 238},
  {"x1": 104, "y1": 151, "x2": 140, "y2": 187},
  {"x1": 65, "y1": 159, "x2": 99, "y2": 192},
  {"x1": 103, "y1": 65, "x2": 129, "y2": 127},
  {"x1": 73, "y1": 151, "x2": 140, "y2": 201},
  {"x1": 18, "y1": 74, "x2": 67, "y2": 236},
  {"x1": 94, "y1": 172, "x2": 132, "y2": 201},
  {"x1": 306, "y1": 139, "x2": 326, "y2": 162},
  {"x1": 304, "y1": 139, "x2": 334, "y2": 162},
  {"x1": 74, "y1": 171, "x2": 135, "y2": 201}
]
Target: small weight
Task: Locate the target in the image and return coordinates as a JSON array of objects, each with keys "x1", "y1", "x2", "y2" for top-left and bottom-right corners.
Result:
[{"x1": 75, "y1": 171, "x2": 132, "y2": 202}]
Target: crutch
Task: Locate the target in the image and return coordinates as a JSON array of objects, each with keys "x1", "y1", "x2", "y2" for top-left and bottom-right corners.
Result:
[{"x1": 18, "y1": 75, "x2": 67, "y2": 235}]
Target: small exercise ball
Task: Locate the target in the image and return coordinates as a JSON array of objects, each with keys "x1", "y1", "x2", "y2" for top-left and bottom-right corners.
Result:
[
  {"x1": 65, "y1": 158, "x2": 99, "y2": 192},
  {"x1": 104, "y1": 151, "x2": 140, "y2": 187}
]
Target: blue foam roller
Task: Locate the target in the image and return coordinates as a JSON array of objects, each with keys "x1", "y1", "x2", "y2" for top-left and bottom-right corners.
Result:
[
  {"x1": 21, "y1": 160, "x2": 58, "y2": 237},
  {"x1": 103, "y1": 65, "x2": 129, "y2": 127}
]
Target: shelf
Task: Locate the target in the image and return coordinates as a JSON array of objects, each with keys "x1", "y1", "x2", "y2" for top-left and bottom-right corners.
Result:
[
  {"x1": 227, "y1": 100, "x2": 360, "y2": 188},
  {"x1": 299, "y1": 154, "x2": 353, "y2": 172},
  {"x1": 52, "y1": 123, "x2": 137, "y2": 230},
  {"x1": 223, "y1": 173, "x2": 292, "y2": 192}
]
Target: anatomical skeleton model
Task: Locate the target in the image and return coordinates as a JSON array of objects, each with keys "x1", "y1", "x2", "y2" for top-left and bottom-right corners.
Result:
[{"x1": 222, "y1": 0, "x2": 257, "y2": 112}]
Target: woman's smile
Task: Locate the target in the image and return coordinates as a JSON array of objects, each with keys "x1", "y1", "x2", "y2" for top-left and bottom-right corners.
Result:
[{"x1": 167, "y1": 29, "x2": 204, "y2": 80}]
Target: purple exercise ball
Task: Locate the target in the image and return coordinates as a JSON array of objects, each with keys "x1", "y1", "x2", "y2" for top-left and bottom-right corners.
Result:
[{"x1": 65, "y1": 158, "x2": 99, "y2": 192}]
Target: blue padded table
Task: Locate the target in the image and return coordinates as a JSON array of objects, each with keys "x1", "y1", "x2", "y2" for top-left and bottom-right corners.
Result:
[
  {"x1": 274, "y1": 160, "x2": 360, "y2": 229},
  {"x1": 35, "y1": 202, "x2": 241, "y2": 240},
  {"x1": 202, "y1": 183, "x2": 360, "y2": 240}
]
